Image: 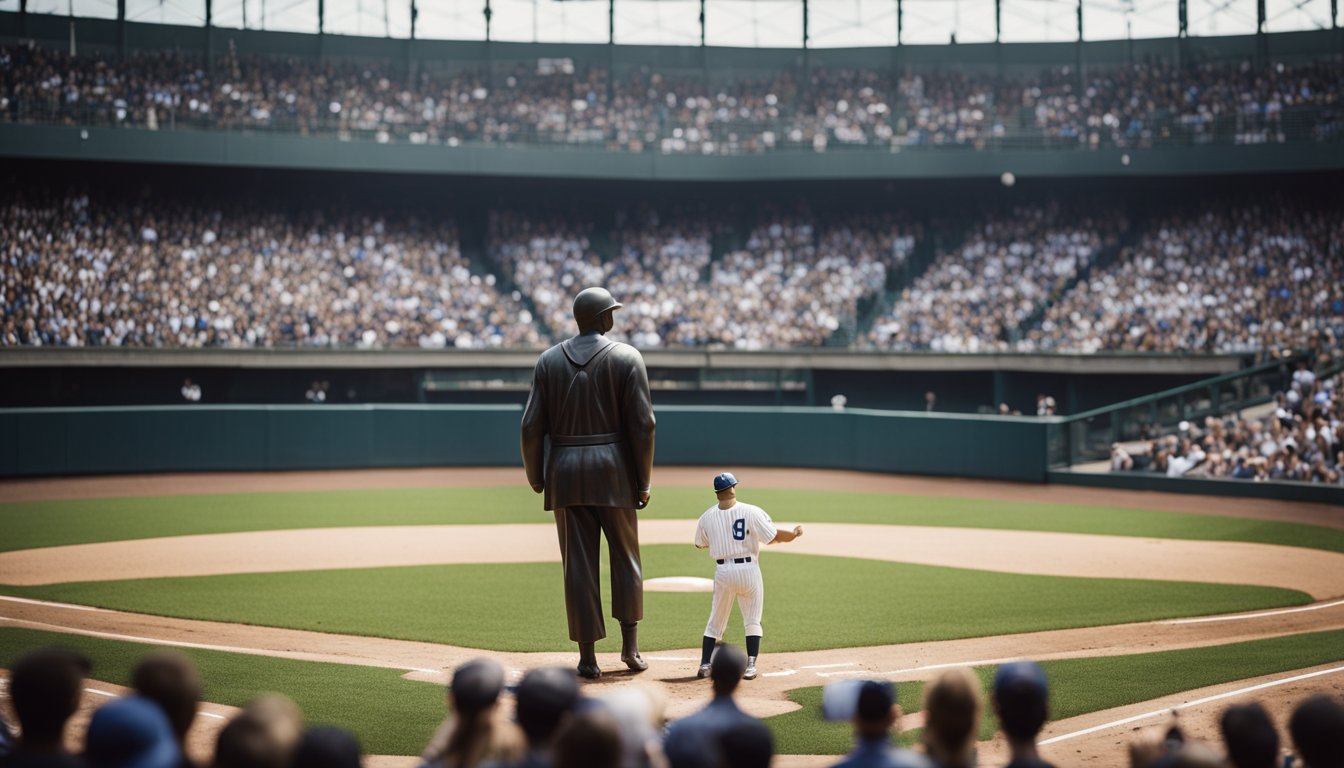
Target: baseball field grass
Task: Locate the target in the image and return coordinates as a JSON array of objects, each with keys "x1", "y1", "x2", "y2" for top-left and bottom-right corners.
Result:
[
  {"x1": 6, "y1": 626, "x2": 1340, "y2": 756},
  {"x1": 0, "y1": 545, "x2": 1310, "y2": 652},
  {"x1": 4, "y1": 486, "x2": 1344, "y2": 554}
]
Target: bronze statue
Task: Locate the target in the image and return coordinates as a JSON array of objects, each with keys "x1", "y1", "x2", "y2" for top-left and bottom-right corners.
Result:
[{"x1": 521, "y1": 287, "x2": 656, "y2": 679}]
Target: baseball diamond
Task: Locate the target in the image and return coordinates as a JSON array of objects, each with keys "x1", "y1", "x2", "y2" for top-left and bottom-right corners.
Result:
[{"x1": 1, "y1": 466, "x2": 1340, "y2": 767}]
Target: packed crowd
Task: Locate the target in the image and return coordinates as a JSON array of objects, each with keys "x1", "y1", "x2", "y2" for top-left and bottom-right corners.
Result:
[
  {"x1": 1112, "y1": 360, "x2": 1344, "y2": 485},
  {"x1": 1030, "y1": 203, "x2": 1344, "y2": 354},
  {"x1": 488, "y1": 209, "x2": 914, "y2": 350},
  {"x1": 0, "y1": 191, "x2": 541, "y2": 349},
  {"x1": 6, "y1": 643, "x2": 1344, "y2": 768},
  {"x1": 3, "y1": 188, "x2": 1339, "y2": 353},
  {"x1": 867, "y1": 205, "x2": 1122, "y2": 352},
  {"x1": 4, "y1": 42, "x2": 1342, "y2": 153}
]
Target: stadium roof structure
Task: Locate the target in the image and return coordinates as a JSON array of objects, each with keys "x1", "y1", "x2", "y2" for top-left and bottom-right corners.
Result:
[{"x1": 5, "y1": 0, "x2": 1338, "y2": 47}]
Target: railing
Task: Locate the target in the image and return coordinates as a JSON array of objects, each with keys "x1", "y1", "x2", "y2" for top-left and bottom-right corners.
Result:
[
  {"x1": 1047, "y1": 353, "x2": 1304, "y2": 468},
  {"x1": 4, "y1": 95, "x2": 1341, "y2": 155}
]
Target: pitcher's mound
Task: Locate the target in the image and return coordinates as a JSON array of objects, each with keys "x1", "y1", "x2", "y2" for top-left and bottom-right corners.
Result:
[{"x1": 645, "y1": 576, "x2": 714, "y2": 592}]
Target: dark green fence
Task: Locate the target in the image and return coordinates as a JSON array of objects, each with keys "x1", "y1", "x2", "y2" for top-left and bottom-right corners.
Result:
[{"x1": 0, "y1": 404, "x2": 1049, "y2": 482}]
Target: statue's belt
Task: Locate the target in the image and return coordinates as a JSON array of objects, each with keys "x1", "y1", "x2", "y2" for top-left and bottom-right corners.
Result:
[{"x1": 551, "y1": 433, "x2": 622, "y2": 446}]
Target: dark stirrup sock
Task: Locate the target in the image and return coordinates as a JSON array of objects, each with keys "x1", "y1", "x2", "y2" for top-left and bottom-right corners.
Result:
[
  {"x1": 701, "y1": 636, "x2": 717, "y2": 665},
  {"x1": 746, "y1": 635, "x2": 761, "y2": 658}
]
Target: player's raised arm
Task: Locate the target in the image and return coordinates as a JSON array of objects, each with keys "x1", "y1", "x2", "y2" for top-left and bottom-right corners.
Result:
[{"x1": 769, "y1": 525, "x2": 804, "y2": 544}]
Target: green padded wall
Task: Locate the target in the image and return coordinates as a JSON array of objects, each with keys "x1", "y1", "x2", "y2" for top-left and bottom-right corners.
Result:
[{"x1": 0, "y1": 405, "x2": 1049, "y2": 481}]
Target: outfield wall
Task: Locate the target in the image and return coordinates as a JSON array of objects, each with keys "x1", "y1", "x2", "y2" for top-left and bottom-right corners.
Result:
[{"x1": 0, "y1": 404, "x2": 1049, "y2": 482}]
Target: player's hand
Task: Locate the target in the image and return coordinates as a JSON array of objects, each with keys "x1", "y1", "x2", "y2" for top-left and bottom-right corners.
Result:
[
  {"x1": 531, "y1": 483, "x2": 544, "y2": 494},
  {"x1": 636, "y1": 490, "x2": 651, "y2": 509},
  {"x1": 793, "y1": 525, "x2": 804, "y2": 537}
]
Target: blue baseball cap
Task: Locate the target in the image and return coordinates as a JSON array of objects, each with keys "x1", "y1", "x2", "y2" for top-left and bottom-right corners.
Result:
[
  {"x1": 713, "y1": 472, "x2": 739, "y2": 493},
  {"x1": 85, "y1": 696, "x2": 182, "y2": 768},
  {"x1": 993, "y1": 661, "x2": 1049, "y2": 704}
]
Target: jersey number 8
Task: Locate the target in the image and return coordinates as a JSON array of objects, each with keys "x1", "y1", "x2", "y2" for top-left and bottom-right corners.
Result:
[{"x1": 732, "y1": 519, "x2": 747, "y2": 541}]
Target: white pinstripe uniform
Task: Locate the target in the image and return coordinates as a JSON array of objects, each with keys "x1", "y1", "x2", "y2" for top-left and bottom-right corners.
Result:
[{"x1": 694, "y1": 501, "x2": 778, "y2": 639}]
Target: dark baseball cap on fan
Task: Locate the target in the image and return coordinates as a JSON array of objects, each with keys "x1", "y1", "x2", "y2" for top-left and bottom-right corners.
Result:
[{"x1": 713, "y1": 472, "x2": 739, "y2": 492}]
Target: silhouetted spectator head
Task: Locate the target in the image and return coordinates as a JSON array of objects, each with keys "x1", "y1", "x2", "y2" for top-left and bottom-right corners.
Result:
[
  {"x1": 292, "y1": 727, "x2": 361, "y2": 768},
  {"x1": 1220, "y1": 702, "x2": 1278, "y2": 768},
  {"x1": 515, "y1": 667, "x2": 580, "y2": 747},
  {"x1": 451, "y1": 658, "x2": 506, "y2": 716},
  {"x1": 85, "y1": 695, "x2": 182, "y2": 768},
  {"x1": 993, "y1": 661, "x2": 1050, "y2": 742},
  {"x1": 1290, "y1": 695, "x2": 1344, "y2": 768},
  {"x1": 553, "y1": 707, "x2": 622, "y2": 768},
  {"x1": 855, "y1": 680, "x2": 899, "y2": 740},
  {"x1": 241, "y1": 694, "x2": 303, "y2": 758},
  {"x1": 132, "y1": 650, "x2": 202, "y2": 744},
  {"x1": 922, "y1": 667, "x2": 982, "y2": 768},
  {"x1": 8, "y1": 647, "x2": 91, "y2": 749},
  {"x1": 711, "y1": 644, "x2": 748, "y2": 697},
  {"x1": 213, "y1": 712, "x2": 287, "y2": 768},
  {"x1": 718, "y1": 718, "x2": 774, "y2": 768}
]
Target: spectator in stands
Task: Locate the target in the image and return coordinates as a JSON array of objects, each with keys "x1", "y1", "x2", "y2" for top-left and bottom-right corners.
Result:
[
  {"x1": 552, "y1": 709, "x2": 622, "y2": 768},
  {"x1": 291, "y1": 727, "x2": 362, "y2": 768},
  {"x1": 991, "y1": 662, "x2": 1054, "y2": 768},
  {"x1": 664, "y1": 645, "x2": 756, "y2": 768},
  {"x1": 1289, "y1": 695, "x2": 1344, "y2": 768},
  {"x1": 1220, "y1": 702, "x2": 1278, "y2": 768},
  {"x1": 921, "y1": 668, "x2": 981, "y2": 768},
  {"x1": 4, "y1": 648, "x2": 91, "y2": 768},
  {"x1": 510, "y1": 667, "x2": 581, "y2": 768},
  {"x1": 420, "y1": 659, "x2": 524, "y2": 768},
  {"x1": 212, "y1": 712, "x2": 286, "y2": 768},
  {"x1": 0, "y1": 712, "x2": 14, "y2": 759},
  {"x1": 830, "y1": 680, "x2": 932, "y2": 768},
  {"x1": 596, "y1": 686, "x2": 667, "y2": 768},
  {"x1": 131, "y1": 651, "x2": 203, "y2": 768},
  {"x1": 84, "y1": 696, "x2": 182, "y2": 768},
  {"x1": 718, "y1": 719, "x2": 775, "y2": 768},
  {"x1": 237, "y1": 694, "x2": 303, "y2": 763}
]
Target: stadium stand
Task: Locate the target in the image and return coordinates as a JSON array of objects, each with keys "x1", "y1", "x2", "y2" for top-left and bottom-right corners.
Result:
[
  {"x1": 3, "y1": 183, "x2": 1341, "y2": 353},
  {"x1": 3, "y1": 43, "x2": 1341, "y2": 152}
]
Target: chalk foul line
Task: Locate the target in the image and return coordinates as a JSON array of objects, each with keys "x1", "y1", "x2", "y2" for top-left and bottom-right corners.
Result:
[
  {"x1": 1160, "y1": 598, "x2": 1344, "y2": 625},
  {"x1": 1039, "y1": 666, "x2": 1344, "y2": 746}
]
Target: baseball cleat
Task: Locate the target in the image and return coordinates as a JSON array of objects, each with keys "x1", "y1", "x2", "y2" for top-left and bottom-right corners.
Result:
[
  {"x1": 577, "y1": 662, "x2": 602, "y2": 680},
  {"x1": 621, "y1": 652, "x2": 648, "y2": 672},
  {"x1": 744, "y1": 657, "x2": 758, "y2": 680},
  {"x1": 697, "y1": 664, "x2": 711, "y2": 679}
]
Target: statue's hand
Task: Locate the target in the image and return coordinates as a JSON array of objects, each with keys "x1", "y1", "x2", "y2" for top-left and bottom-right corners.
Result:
[
  {"x1": 531, "y1": 483, "x2": 544, "y2": 494},
  {"x1": 636, "y1": 490, "x2": 651, "y2": 509}
]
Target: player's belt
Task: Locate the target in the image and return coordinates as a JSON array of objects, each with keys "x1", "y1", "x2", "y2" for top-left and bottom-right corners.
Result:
[
  {"x1": 551, "y1": 432, "x2": 621, "y2": 446},
  {"x1": 716, "y1": 557, "x2": 752, "y2": 564}
]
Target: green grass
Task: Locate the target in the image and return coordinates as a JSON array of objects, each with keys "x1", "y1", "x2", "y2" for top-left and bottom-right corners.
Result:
[
  {"x1": 4, "y1": 486, "x2": 1343, "y2": 555},
  {"x1": 1, "y1": 546, "x2": 1310, "y2": 653},
  {"x1": 768, "y1": 629, "x2": 1344, "y2": 754},
  {"x1": 0, "y1": 627, "x2": 446, "y2": 756}
]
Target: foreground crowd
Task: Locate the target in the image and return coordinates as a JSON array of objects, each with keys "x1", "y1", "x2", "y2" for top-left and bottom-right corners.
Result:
[
  {"x1": 2, "y1": 187, "x2": 1340, "y2": 354},
  {"x1": 4, "y1": 43, "x2": 1342, "y2": 153},
  {"x1": 3, "y1": 645, "x2": 1343, "y2": 768}
]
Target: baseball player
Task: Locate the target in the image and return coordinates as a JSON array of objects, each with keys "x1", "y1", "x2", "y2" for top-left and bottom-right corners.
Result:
[{"x1": 693, "y1": 472, "x2": 803, "y2": 681}]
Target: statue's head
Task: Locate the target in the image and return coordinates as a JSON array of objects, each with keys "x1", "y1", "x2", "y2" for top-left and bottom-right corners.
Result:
[{"x1": 573, "y1": 287, "x2": 623, "y2": 334}]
